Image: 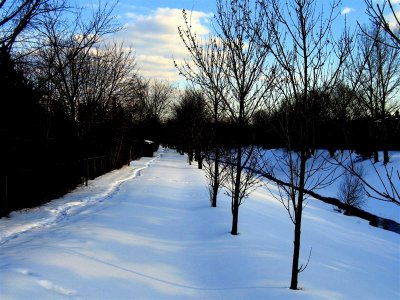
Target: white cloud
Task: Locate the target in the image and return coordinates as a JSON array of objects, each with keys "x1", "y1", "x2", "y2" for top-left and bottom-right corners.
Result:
[
  {"x1": 113, "y1": 7, "x2": 213, "y2": 83},
  {"x1": 381, "y1": 0, "x2": 400, "y2": 30},
  {"x1": 341, "y1": 7, "x2": 355, "y2": 15},
  {"x1": 387, "y1": 9, "x2": 400, "y2": 29},
  {"x1": 369, "y1": 0, "x2": 400, "y2": 29}
]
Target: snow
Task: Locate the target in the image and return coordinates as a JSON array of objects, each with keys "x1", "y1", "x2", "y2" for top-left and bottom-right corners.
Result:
[
  {"x1": 259, "y1": 149, "x2": 400, "y2": 223},
  {"x1": 333, "y1": 151, "x2": 400, "y2": 222},
  {"x1": 353, "y1": 151, "x2": 400, "y2": 222},
  {"x1": 0, "y1": 148, "x2": 399, "y2": 299}
]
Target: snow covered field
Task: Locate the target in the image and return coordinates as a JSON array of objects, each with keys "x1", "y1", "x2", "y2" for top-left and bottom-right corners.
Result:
[{"x1": 0, "y1": 148, "x2": 399, "y2": 299}]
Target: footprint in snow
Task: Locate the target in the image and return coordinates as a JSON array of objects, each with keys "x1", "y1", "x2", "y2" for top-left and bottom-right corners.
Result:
[
  {"x1": 15, "y1": 268, "x2": 37, "y2": 276},
  {"x1": 14, "y1": 268, "x2": 77, "y2": 297},
  {"x1": 38, "y1": 279, "x2": 77, "y2": 296}
]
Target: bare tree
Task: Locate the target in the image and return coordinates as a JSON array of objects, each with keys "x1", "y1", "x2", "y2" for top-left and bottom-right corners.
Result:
[
  {"x1": 33, "y1": 1, "x2": 119, "y2": 121},
  {"x1": 122, "y1": 77, "x2": 174, "y2": 125},
  {"x1": 335, "y1": 24, "x2": 400, "y2": 205},
  {"x1": 121, "y1": 75, "x2": 149, "y2": 124},
  {"x1": 258, "y1": 0, "x2": 349, "y2": 290},
  {"x1": 177, "y1": 0, "x2": 275, "y2": 235},
  {"x1": 175, "y1": 6, "x2": 227, "y2": 207},
  {"x1": 357, "y1": 25, "x2": 400, "y2": 164},
  {"x1": 364, "y1": 0, "x2": 400, "y2": 49},
  {"x1": 143, "y1": 79, "x2": 175, "y2": 123},
  {"x1": 0, "y1": 0, "x2": 65, "y2": 51},
  {"x1": 327, "y1": 81, "x2": 361, "y2": 123},
  {"x1": 79, "y1": 43, "x2": 136, "y2": 124},
  {"x1": 222, "y1": 145, "x2": 263, "y2": 214},
  {"x1": 338, "y1": 163, "x2": 366, "y2": 209},
  {"x1": 81, "y1": 44, "x2": 136, "y2": 106},
  {"x1": 203, "y1": 149, "x2": 228, "y2": 207},
  {"x1": 202, "y1": 89, "x2": 227, "y2": 207},
  {"x1": 172, "y1": 88, "x2": 209, "y2": 166},
  {"x1": 333, "y1": 152, "x2": 400, "y2": 206}
]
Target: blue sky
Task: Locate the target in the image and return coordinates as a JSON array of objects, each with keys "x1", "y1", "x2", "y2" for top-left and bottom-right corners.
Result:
[{"x1": 81, "y1": 0, "x2": 397, "y2": 84}]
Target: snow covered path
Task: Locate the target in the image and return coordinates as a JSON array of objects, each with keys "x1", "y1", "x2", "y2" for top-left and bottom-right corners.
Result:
[{"x1": 0, "y1": 148, "x2": 399, "y2": 299}]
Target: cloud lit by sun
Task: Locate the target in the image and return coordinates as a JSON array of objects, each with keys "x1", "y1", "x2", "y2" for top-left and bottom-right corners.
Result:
[
  {"x1": 341, "y1": 7, "x2": 355, "y2": 15},
  {"x1": 114, "y1": 7, "x2": 213, "y2": 83}
]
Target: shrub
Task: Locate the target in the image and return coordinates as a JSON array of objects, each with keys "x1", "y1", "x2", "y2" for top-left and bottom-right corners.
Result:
[{"x1": 338, "y1": 164, "x2": 366, "y2": 209}]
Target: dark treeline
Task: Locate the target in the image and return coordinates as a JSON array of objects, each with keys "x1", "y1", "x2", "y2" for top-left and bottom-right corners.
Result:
[
  {"x1": 0, "y1": 47, "x2": 159, "y2": 216},
  {"x1": 0, "y1": 1, "x2": 176, "y2": 216},
  {"x1": 163, "y1": 103, "x2": 400, "y2": 156}
]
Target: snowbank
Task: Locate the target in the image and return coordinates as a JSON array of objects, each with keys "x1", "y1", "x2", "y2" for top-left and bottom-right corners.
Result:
[{"x1": 0, "y1": 148, "x2": 398, "y2": 299}]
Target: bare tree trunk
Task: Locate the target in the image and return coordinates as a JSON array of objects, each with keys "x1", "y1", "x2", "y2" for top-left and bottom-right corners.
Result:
[
  {"x1": 384, "y1": 150, "x2": 389, "y2": 165},
  {"x1": 211, "y1": 148, "x2": 220, "y2": 207},
  {"x1": 231, "y1": 203, "x2": 239, "y2": 235},
  {"x1": 383, "y1": 120, "x2": 389, "y2": 165},
  {"x1": 196, "y1": 149, "x2": 203, "y2": 169},
  {"x1": 188, "y1": 147, "x2": 193, "y2": 165},
  {"x1": 290, "y1": 150, "x2": 307, "y2": 290},
  {"x1": 211, "y1": 185, "x2": 218, "y2": 207},
  {"x1": 374, "y1": 150, "x2": 379, "y2": 163},
  {"x1": 197, "y1": 156, "x2": 203, "y2": 169},
  {"x1": 231, "y1": 146, "x2": 242, "y2": 235},
  {"x1": 290, "y1": 221, "x2": 301, "y2": 290}
]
